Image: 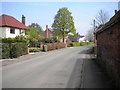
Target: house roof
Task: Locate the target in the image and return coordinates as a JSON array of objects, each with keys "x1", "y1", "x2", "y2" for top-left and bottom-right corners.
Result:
[
  {"x1": 0, "y1": 14, "x2": 28, "y2": 30},
  {"x1": 95, "y1": 10, "x2": 120, "y2": 34}
]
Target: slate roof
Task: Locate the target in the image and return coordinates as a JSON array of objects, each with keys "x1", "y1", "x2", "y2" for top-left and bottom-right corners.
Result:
[{"x1": 0, "y1": 14, "x2": 28, "y2": 30}]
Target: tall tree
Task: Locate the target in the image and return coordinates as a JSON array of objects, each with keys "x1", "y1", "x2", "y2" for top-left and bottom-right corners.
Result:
[{"x1": 52, "y1": 7, "x2": 76, "y2": 43}]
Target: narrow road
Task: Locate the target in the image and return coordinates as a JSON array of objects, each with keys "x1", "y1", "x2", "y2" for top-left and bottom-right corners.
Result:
[{"x1": 2, "y1": 45, "x2": 93, "y2": 88}]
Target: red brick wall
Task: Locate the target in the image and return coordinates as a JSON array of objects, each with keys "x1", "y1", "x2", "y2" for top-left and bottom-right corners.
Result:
[
  {"x1": 40, "y1": 43, "x2": 67, "y2": 51},
  {"x1": 96, "y1": 21, "x2": 120, "y2": 87}
]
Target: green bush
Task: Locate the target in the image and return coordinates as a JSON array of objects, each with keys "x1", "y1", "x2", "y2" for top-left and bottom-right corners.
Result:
[
  {"x1": 2, "y1": 36, "x2": 29, "y2": 43},
  {"x1": 15, "y1": 35, "x2": 29, "y2": 43},
  {"x1": 10, "y1": 43, "x2": 28, "y2": 58},
  {"x1": 29, "y1": 47, "x2": 41, "y2": 52},
  {"x1": 1, "y1": 43, "x2": 28, "y2": 59},
  {"x1": 40, "y1": 38, "x2": 59, "y2": 44},
  {"x1": 2, "y1": 38, "x2": 16, "y2": 43},
  {"x1": 2, "y1": 43, "x2": 10, "y2": 59},
  {"x1": 29, "y1": 40, "x2": 40, "y2": 47}
]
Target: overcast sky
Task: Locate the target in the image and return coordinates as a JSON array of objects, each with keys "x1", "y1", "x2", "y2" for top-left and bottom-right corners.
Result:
[{"x1": 1, "y1": 1, "x2": 118, "y2": 35}]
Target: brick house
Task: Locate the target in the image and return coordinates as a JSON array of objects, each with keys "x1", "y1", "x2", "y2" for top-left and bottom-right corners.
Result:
[
  {"x1": 0, "y1": 14, "x2": 28, "y2": 38},
  {"x1": 44, "y1": 25, "x2": 53, "y2": 38},
  {"x1": 95, "y1": 10, "x2": 120, "y2": 88}
]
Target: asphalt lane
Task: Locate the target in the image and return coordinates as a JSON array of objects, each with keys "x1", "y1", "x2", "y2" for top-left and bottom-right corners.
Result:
[{"x1": 2, "y1": 45, "x2": 93, "y2": 88}]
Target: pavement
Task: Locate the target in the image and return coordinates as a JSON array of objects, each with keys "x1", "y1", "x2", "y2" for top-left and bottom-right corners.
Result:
[
  {"x1": 1, "y1": 45, "x2": 115, "y2": 88},
  {"x1": 80, "y1": 50, "x2": 115, "y2": 88}
]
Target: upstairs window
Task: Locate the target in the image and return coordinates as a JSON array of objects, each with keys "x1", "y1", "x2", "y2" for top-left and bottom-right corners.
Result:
[{"x1": 10, "y1": 28, "x2": 15, "y2": 34}]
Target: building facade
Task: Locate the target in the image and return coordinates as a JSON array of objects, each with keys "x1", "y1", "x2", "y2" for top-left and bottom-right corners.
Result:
[{"x1": 0, "y1": 14, "x2": 28, "y2": 38}]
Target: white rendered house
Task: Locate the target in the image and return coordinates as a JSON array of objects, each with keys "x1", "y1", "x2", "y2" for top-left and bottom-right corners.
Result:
[{"x1": 0, "y1": 14, "x2": 28, "y2": 38}]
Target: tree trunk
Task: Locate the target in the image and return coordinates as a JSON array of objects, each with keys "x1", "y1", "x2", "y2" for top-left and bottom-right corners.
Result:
[{"x1": 63, "y1": 34, "x2": 65, "y2": 43}]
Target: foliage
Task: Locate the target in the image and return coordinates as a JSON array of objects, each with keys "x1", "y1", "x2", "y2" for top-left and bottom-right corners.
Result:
[
  {"x1": 15, "y1": 35, "x2": 29, "y2": 43},
  {"x1": 2, "y1": 38, "x2": 16, "y2": 43},
  {"x1": 40, "y1": 38, "x2": 59, "y2": 43},
  {"x1": 29, "y1": 39, "x2": 40, "y2": 47},
  {"x1": 52, "y1": 7, "x2": 76, "y2": 42},
  {"x1": 2, "y1": 43, "x2": 10, "y2": 59},
  {"x1": 2, "y1": 36, "x2": 29, "y2": 43},
  {"x1": 2, "y1": 43, "x2": 28, "y2": 59},
  {"x1": 29, "y1": 47, "x2": 41, "y2": 52},
  {"x1": 26, "y1": 23, "x2": 43, "y2": 40}
]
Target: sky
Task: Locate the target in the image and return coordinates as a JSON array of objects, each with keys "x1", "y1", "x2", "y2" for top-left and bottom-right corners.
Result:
[{"x1": 1, "y1": 2, "x2": 119, "y2": 35}]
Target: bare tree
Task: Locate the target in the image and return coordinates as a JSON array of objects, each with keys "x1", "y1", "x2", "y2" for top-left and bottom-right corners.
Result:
[{"x1": 95, "y1": 9, "x2": 109, "y2": 27}]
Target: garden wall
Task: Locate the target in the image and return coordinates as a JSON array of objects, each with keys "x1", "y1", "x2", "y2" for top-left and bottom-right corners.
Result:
[{"x1": 40, "y1": 43, "x2": 67, "y2": 51}]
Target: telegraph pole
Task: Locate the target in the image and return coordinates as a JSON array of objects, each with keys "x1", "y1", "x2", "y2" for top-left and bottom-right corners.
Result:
[{"x1": 93, "y1": 19, "x2": 96, "y2": 31}]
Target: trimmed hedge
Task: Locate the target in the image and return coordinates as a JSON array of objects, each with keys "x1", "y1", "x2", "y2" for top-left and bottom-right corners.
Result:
[
  {"x1": 1, "y1": 43, "x2": 10, "y2": 59},
  {"x1": 2, "y1": 43, "x2": 28, "y2": 59},
  {"x1": 10, "y1": 43, "x2": 28, "y2": 58}
]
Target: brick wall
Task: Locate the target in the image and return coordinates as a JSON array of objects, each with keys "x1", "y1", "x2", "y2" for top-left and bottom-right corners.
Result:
[
  {"x1": 96, "y1": 11, "x2": 120, "y2": 87},
  {"x1": 40, "y1": 43, "x2": 67, "y2": 51}
]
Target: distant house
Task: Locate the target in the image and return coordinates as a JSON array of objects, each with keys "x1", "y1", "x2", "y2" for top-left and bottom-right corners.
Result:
[
  {"x1": 79, "y1": 35, "x2": 85, "y2": 42},
  {"x1": 44, "y1": 25, "x2": 53, "y2": 38},
  {"x1": 0, "y1": 14, "x2": 28, "y2": 38}
]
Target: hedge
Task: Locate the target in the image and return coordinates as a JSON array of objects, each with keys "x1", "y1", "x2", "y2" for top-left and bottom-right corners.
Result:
[
  {"x1": 2, "y1": 43, "x2": 28, "y2": 59},
  {"x1": 10, "y1": 43, "x2": 28, "y2": 58},
  {"x1": 1, "y1": 43, "x2": 10, "y2": 59}
]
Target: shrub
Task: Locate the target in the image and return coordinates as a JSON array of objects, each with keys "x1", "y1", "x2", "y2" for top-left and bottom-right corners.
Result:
[
  {"x1": 2, "y1": 43, "x2": 10, "y2": 59},
  {"x1": 2, "y1": 38, "x2": 16, "y2": 43},
  {"x1": 29, "y1": 40, "x2": 40, "y2": 47},
  {"x1": 10, "y1": 43, "x2": 28, "y2": 58},
  {"x1": 40, "y1": 38, "x2": 59, "y2": 44},
  {"x1": 2, "y1": 36, "x2": 29, "y2": 43},
  {"x1": 15, "y1": 35, "x2": 29, "y2": 43},
  {"x1": 1, "y1": 43, "x2": 28, "y2": 59},
  {"x1": 29, "y1": 47, "x2": 41, "y2": 52}
]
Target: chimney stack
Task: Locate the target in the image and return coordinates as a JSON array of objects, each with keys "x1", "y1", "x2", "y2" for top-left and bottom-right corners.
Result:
[
  {"x1": 46, "y1": 25, "x2": 48, "y2": 30},
  {"x1": 22, "y1": 15, "x2": 26, "y2": 25},
  {"x1": 45, "y1": 25, "x2": 49, "y2": 38},
  {"x1": 115, "y1": 10, "x2": 118, "y2": 14}
]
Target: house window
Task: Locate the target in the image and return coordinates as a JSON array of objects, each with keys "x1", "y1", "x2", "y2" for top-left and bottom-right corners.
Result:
[
  {"x1": 10, "y1": 28, "x2": 15, "y2": 34},
  {"x1": 19, "y1": 29, "x2": 22, "y2": 34}
]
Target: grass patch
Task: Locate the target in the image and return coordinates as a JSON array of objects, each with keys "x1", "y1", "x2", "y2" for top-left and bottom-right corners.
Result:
[
  {"x1": 29, "y1": 47, "x2": 41, "y2": 52},
  {"x1": 68, "y1": 42, "x2": 94, "y2": 47}
]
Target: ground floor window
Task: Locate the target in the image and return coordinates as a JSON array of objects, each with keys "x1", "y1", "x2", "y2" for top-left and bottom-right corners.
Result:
[{"x1": 10, "y1": 28, "x2": 15, "y2": 34}]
